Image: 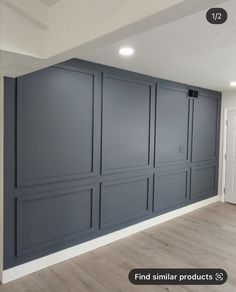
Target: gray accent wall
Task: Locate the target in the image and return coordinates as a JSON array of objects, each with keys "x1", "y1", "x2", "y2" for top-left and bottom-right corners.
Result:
[{"x1": 4, "y1": 59, "x2": 221, "y2": 269}]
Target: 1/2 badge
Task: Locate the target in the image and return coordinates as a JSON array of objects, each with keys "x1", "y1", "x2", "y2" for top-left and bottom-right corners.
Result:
[{"x1": 206, "y1": 8, "x2": 228, "y2": 24}]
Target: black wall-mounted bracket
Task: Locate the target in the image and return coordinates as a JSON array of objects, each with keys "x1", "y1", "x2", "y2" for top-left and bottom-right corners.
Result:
[{"x1": 188, "y1": 89, "x2": 199, "y2": 98}]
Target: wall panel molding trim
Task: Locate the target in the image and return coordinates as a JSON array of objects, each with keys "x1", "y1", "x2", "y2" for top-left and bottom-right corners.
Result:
[
  {"x1": 4, "y1": 59, "x2": 221, "y2": 273},
  {"x1": 16, "y1": 66, "x2": 100, "y2": 187},
  {"x1": 0, "y1": 76, "x2": 4, "y2": 283},
  {"x1": 2, "y1": 195, "x2": 219, "y2": 284}
]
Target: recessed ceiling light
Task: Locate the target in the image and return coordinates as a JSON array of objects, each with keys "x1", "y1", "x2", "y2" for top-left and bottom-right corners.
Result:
[
  {"x1": 230, "y1": 81, "x2": 236, "y2": 87},
  {"x1": 119, "y1": 47, "x2": 134, "y2": 56}
]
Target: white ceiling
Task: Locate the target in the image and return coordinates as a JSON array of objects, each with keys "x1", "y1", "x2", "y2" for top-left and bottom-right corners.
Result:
[
  {"x1": 77, "y1": 0, "x2": 236, "y2": 91},
  {"x1": 1, "y1": 0, "x2": 235, "y2": 91}
]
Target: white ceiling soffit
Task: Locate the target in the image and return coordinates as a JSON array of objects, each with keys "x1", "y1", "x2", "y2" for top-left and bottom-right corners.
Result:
[
  {"x1": 40, "y1": 0, "x2": 60, "y2": 6},
  {"x1": 0, "y1": 0, "x2": 49, "y2": 29},
  {"x1": 45, "y1": 0, "x2": 185, "y2": 57}
]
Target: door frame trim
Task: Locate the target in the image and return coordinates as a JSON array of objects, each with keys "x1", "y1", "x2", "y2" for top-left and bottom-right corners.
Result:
[{"x1": 221, "y1": 107, "x2": 236, "y2": 202}]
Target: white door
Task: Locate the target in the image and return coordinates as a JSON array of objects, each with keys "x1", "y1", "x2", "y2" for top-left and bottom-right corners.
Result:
[{"x1": 225, "y1": 109, "x2": 236, "y2": 203}]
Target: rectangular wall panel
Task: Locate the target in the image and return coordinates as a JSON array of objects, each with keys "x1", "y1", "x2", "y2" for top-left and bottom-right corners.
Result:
[
  {"x1": 17, "y1": 66, "x2": 99, "y2": 186},
  {"x1": 191, "y1": 165, "x2": 216, "y2": 199},
  {"x1": 100, "y1": 176, "x2": 151, "y2": 229},
  {"x1": 154, "y1": 169, "x2": 189, "y2": 211},
  {"x1": 192, "y1": 94, "x2": 218, "y2": 162},
  {"x1": 102, "y1": 74, "x2": 154, "y2": 174},
  {"x1": 156, "y1": 86, "x2": 190, "y2": 166},
  {"x1": 16, "y1": 186, "x2": 98, "y2": 256}
]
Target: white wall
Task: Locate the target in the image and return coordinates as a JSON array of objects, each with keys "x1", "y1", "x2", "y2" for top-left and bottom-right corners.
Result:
[{"x1": 218, "y1": 90, "x2": 236, "y2": 199}]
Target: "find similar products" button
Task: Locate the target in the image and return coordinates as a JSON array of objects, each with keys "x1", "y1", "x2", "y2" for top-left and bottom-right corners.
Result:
[{"x1": 128, "y1": 268, "x2": 227, "y2": 285}]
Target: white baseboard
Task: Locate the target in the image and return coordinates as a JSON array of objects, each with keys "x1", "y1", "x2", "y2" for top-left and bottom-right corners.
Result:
[
  {"x1": 218, "y1": 193, "x2": 224, "y2": 202},
  {"x1": 2, "y1": 195, "x2": 219, "y2": 284}
]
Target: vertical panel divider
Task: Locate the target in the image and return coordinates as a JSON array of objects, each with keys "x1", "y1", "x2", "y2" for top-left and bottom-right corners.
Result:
[
  {"x1": 100, "y1": 72, "x2": 104, "y2": 176},
  {"x1": 188, "y1": 97, "x2": 194, "y2": 200}
]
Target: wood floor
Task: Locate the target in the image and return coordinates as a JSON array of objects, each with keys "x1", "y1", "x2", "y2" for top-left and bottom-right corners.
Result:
[{"x1": 1, "y1": 202, "x2": 236, "y2": 292}]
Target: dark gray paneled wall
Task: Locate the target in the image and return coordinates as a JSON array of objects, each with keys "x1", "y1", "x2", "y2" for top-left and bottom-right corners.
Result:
[{"x1": 4, "y1": 59, "x2": 221, "y2": 269}]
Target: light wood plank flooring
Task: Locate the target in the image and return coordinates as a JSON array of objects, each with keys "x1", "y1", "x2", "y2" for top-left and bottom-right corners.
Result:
[{"x1": 1, "y1": 202, "x2": 236, "y2": 292}]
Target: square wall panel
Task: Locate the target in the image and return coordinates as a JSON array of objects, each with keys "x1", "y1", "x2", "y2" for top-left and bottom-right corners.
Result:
[
  {"x1": 154, "y1": 169, "x2": 189, "y2": 211},
  {"x1": 100, "y1": 176, "x2": 151, "y2": 228},
  {"x1": 191, "y1": 165, "x2": 216, "y2": 199}
]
